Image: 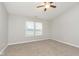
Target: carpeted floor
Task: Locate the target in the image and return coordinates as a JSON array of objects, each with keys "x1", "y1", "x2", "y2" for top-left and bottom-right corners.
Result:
[{"x1": 4, "y1": 39, "x2": 79, "y2": 56}]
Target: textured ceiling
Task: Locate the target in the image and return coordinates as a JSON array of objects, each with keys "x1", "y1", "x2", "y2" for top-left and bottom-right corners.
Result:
[{"x1": 4, "y1": 2, "x2": 78, "y2": 20}]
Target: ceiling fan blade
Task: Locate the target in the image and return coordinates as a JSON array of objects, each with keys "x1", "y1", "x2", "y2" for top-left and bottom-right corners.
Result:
[
  {"x1": 37, "y1": 5, "x2": 44, "y2": 8},
  {"x1": 50, "y1": 5, "x2": 56, "y2": 8},
  {"x1": 44, "y1": 8, "x2": 47, "y2": 11}
]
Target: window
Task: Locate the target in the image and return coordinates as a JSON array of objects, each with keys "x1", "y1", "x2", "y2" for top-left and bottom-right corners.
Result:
[
  {"x1": 25, "y1": 21, "x2": 42, "y2": 37},
  {"x1": 35, "y1": 22, "x2": 42, "y2": 36},
  {"x1": 25, "y1": 21, "x2": 34, "y2": 36}
]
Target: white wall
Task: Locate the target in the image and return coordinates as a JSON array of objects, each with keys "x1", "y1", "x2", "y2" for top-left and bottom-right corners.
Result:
[
  {"x1": 8, "y1": 14, "x2": 52, "y2": 45},
  {"x1": 0, "y1": 3, "x2": 8, "y2": 53},
  {"x1": 52, "y1": 4, "x2": 79, "y2": 47}
]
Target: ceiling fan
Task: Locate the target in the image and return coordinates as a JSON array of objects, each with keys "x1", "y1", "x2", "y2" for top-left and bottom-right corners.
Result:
[{"x1": 37, "y1": 2, "x2": 56, "y2": 11}]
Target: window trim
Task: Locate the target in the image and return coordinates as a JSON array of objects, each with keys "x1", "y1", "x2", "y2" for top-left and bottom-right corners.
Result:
[{"x1": 25, "y1": 21, "x2": 43, "y2": 37}]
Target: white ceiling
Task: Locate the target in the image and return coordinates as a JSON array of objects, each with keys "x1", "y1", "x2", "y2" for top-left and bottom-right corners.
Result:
[{"x1": 4, "y1": 2, "x2": 78, "y2": 20}]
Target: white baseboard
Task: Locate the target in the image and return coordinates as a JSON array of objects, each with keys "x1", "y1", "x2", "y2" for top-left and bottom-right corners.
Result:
[
  {"x1": 52, "y1": 39, "x2": 79, "y2": 48},
  {"x1": 0, "y1": 39, "x2": 49, "y2": 55},
  {"x1": 0, "y1": 45, "x2": 8, "y2": 55},
  {"x1": 8, "y1": 39, "x2": 79, "y2": 48},
  {"x1": 8, "y1": 39, "x2": 48, "y2": 46}
]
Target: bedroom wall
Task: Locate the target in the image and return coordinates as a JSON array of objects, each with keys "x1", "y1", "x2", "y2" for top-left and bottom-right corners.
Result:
[
  {"x1": 0, "y1": 3, "x2": 8, "y2": 54},
  {"x1": 52, "y1": 3, "x2": 79, "y2": 47},
  {"x1": 8, "y1": 14, "x2": 52, "y2": 45}
]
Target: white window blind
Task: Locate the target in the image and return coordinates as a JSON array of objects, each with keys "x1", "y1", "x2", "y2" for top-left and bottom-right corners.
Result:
[{"x1": 25, "y1": 21, "x2": 42, "y2": 37}]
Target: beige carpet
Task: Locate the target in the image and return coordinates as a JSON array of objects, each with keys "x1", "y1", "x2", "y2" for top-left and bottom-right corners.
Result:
[{"x1": 4, "y1": 39, "x2": 79, "y2": 56}]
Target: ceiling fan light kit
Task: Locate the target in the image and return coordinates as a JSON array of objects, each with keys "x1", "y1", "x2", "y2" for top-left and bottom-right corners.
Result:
[
  {"x1": 45, "y1": 4, "x2": 50, "y2": 8},
  {"x1": 37, "y1": 2, "x2": 56, "y2": 12}
]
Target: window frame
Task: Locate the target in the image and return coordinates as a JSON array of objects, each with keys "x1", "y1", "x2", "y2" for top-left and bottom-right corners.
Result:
[{"x1": 25, "y1": 21, "x2": 43, "y2": 37}]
